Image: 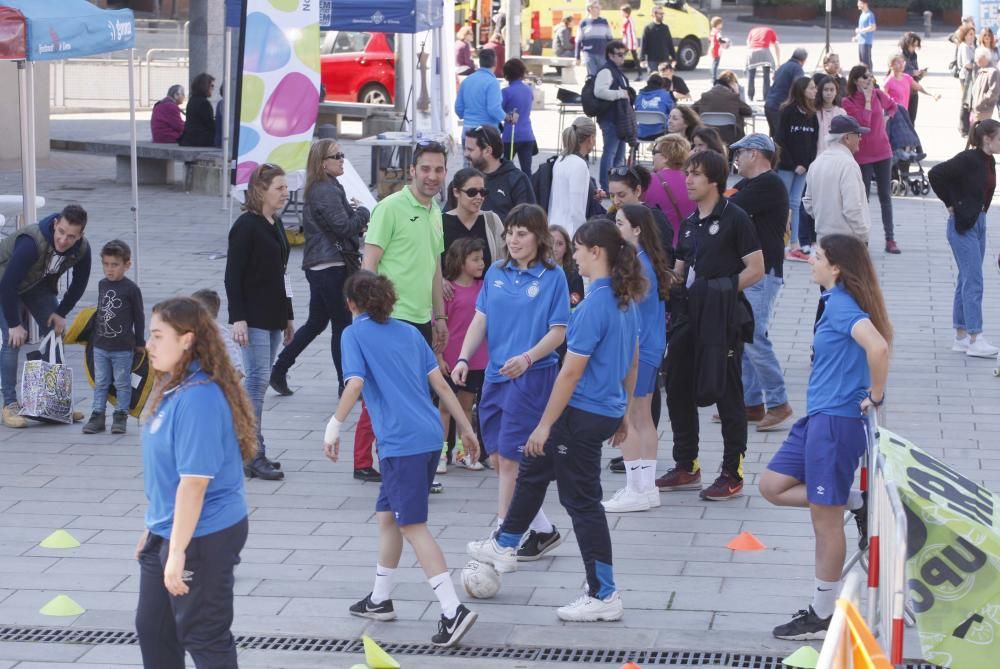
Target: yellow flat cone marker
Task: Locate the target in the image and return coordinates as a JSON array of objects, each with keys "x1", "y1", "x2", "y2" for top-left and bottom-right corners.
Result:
[
  {"x1": 782, "y1": 645, "x2": 820, "y2": 668},
  {"x1": 39, "y1": 529, "x2": 80, "y2": 549},
  {"x1": 40, "y1": 594, "x2": 85, "y2": 617},
  {"x1": 362, "y1": 635, "x2": 400, "y2": 669}
]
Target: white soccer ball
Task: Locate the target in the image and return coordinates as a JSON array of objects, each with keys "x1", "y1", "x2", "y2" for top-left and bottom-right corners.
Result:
[{"x1": 461, "y1": 559, "x2": 501, "y2": 599}]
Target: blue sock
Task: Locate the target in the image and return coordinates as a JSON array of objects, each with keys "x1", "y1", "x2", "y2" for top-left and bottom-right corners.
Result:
[
  {"x1": 594, "y1": 560, "x2": 616, "y2": 599},
  {"x1": 497, "y1": 531, "x2": 522, "y2": 549}
]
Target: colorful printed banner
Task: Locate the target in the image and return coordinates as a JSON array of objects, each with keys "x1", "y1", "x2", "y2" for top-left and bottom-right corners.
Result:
[
  {"x1": 233, "y1": 0, "x2": 320, "y2": 186},
  {"x1": 879, "y1": 428, "x2": 999, "y2": 669}
]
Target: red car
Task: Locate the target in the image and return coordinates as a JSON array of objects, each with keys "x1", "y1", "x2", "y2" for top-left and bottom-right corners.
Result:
[{"x1": 320, "y1": 31, "x2": 395, "y2": 105}]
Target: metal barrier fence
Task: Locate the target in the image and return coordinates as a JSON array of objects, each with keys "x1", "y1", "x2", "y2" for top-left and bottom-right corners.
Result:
[
  {"x1": 49, "y1": 51, "x2": 188, "y2": 110},
  {"x1": 869, "y1": 443, "x2": 909, "y2": 666},
  {"x1": 819, "y1": 571, "x2": 892, "y2": 669},
  {"x1": 135, "y1": 18, "x2": 189, "y2": 49}
]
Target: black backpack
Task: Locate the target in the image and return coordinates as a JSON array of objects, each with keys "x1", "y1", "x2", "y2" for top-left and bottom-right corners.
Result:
[
  {"x1": 580, "y1": 75, "x2": 611, "y2": 118},
  {"x1": 531, "y1": 155, "x2": 559, "y2": 212}
]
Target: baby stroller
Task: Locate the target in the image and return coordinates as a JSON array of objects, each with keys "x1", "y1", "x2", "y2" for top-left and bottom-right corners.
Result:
[{"x1": 887, "y1": 110, "x2": 929, "y2": 196}]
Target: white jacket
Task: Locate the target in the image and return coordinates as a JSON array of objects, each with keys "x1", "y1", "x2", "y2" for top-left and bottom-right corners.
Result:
[{"x1": 802, "y1": 141, "x2": 871, "y2": 244}]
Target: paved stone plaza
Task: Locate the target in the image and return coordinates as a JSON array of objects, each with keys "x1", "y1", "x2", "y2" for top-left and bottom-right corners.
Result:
[{"x1": 0, "y1": 15, "x2": 995, "y2": 669}]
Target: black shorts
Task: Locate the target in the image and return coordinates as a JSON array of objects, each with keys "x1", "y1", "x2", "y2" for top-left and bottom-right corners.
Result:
[{"x1": 446, "y1": 369, "x2": 484, "y2": 396}]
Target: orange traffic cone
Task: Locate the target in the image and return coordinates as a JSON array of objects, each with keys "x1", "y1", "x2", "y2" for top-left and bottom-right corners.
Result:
[
  {"x1": 619, "y1": 662, "x2": 643, "y2": 669},
  {"x1": 726, "y1": 531, "x2": 766, "y2": 551}
]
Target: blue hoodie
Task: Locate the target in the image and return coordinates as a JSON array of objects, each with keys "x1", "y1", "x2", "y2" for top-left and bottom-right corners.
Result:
[
  {"x1": 0, "y1": 214, "x2": 92, "y2": 328},
  {"x1": 455, "y1": 69, "x2": 504, "y2": 130}
]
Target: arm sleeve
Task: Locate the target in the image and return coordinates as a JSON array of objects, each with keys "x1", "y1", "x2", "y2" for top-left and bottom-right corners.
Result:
[
  {"x1": 639, "y1": 26, "x2": 649, "y2": 60},
  {"x1": 513, "y1": 172, "x2": 536, "y2": 205},
  {"x1": 575, "y1": 21, "x2": 583, "y2": 58},
  {"x1": 927, "y1": 154, "x2": 961, "y2": 208},
  {"x1": 594, "y1": 69, "x2": 625, "y2": 101},
  {"x1": 487, "y1": 83, "x2": 505, "y2": 125},
  {"x1": 363, "y1": 203, "x2": 394, "y2": 257},
  {"x1": 224, "y1": 222, "x2": 252, "y2": 323},
  {"x1": 168, "y1": 105, "x2": 185, "y2": 135},
  {"x1": 455, "y1": 87, "x2": 465, "y2": 118},
  {"x1": 840, "y1": 168, "x2": 869, "y2": 240},
  {"x1": 548, "y1": 268, "x2": 571, "y2": 327},
  {"x1": 56, "y1": 245, "x2": 92, "y2": 318},
  {"x1": 309, "y1": 183, "x2": 369, "y2": 240},
  {"x1": 340, "y1": 327, "x2": 367, "y2": 381},
  {"x1": 173, "y1": 388, "x2": 227, "y2": 477},
  {"x1": 0, "y1": 236, "x2": 39, "y2": 327},
  {"x1": 734, "y1": 210, "x2": 762, "y2": 257},
  {"x1": 665, "y1": 25, "x2": 676, "y2": 61},
  {"x1": 566, "y1": 304, "x2": 601, "y2": 357},
  {"x1": 565, "y1": 160, "x2": 590, "y2": 228},
  {"x1": 132, "y1": 283, "x2": 146, "y2": 347},
  {"x1": 474, "y1": 269, "x2": 490, "y2": 315},
  {"x1": 422, "y1": 338, "x2": 438, "y2": 375}
]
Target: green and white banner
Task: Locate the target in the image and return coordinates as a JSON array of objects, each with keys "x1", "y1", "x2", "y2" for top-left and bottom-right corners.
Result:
[{"x1": 879, "y1": 428, "x2": 999, "y2": 669}]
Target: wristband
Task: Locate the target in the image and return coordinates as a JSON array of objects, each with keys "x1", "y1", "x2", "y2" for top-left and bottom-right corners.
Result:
[
  {"x1": 521, "y1": 352, "x2": 533, "y2": 367},
  {"x1": 435, "y1": 315, "x2": 448, "y2": 321},
  {"x1": 324, "y1": 415, "x2": 342, "y2": 445},
  {"x1": 866, "y1": 391, "x2": 885, "y2": 407},
  {"x1": 457, "y1": 357, "x2": 469, "y2": 366}
]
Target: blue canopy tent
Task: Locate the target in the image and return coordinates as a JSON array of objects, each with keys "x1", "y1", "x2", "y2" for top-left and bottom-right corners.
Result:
[
  {"x1": 0, "y1": 0, "x2": 141, "y2": 277},
  {"x1": 321, "y1": 0, "x2": 443, "y2": 32}
]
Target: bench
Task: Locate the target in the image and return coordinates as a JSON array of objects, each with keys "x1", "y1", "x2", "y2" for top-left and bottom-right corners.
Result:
[
  {"x1": 49, "y1": 138, "x2": 223, "y2": 195},
  {"x1": 521, "y1": 55, "x2": 578, "y2": 84}
]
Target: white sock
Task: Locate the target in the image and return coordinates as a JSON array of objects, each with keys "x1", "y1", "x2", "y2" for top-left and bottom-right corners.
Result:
[
  {"x1": 428, "y1": 571, "x2": 460, "y2": 618},
  {"x1": 640, "y1": 459, "x2": 656, "y2": 492},
  {"x1": 625, "y1": 459, "x2": 642, "y2": 493},
  {"x1": 847, "y1": 489, "x2": 864, "y2": 511},
  {"x1": 529, "y1": 509, "x2": 554, "y2": 534},
  {"x1": 811, "y1": 578, "x2": 840, "y2": 619},
  {"x1": 371, "y1": 563, "x2": 395, "y2": 604},
  {"x1": 496, "y1": 517, "x2": 504, "y2": 533}
]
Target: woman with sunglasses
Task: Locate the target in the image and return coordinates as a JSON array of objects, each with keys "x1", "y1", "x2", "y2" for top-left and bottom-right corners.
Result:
[
  {"x1": 843, "y1": 65, "x2": 900, "y2": 254},
  {"x1": 443, "y1": 168, "x2": 505, "y2": 270},
  {"x1": 270, "y1": 140, "x2": 368, "y2": 399}
]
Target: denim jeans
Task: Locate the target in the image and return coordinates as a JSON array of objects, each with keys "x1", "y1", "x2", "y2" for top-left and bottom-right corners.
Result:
[
  {"x1": 0, "y1": 285, "x2": 58, "y2": 407},
  {"x1": 860, "y1": 158, "x2": 894, "y2": 242},
  {"x1": 92, "y1": 348, "x2": 133, "y2": 413},
  {"x1": 858, "y1": 43, "x2": 873, "y2": 71},
  {"x1": 778, "y1": 169, "x2": 808, "y2": 246},
  {"x1": 242, "y1": 328, "x2": 281, "y2": 461},
  {"x1": 599, "y1": 119, "x2": 626, "y2": 191},
  {"x1": 583, "y1": 52, "x2": 605, "y2": 77},
  {"x1": 742, "y1": 270, "x2": 788, "y2": 408},
  {"x1": 947, "y1": 213, "x2": 987, "y2": 334},
  {"x1": 273, "y1": 266, "x2": 351, "y2": 384}
]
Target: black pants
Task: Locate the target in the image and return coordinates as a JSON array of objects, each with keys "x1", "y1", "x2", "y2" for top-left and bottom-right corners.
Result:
[
  {"x1": 502, "y1": 406, "x2": 621, "y2": 598},
  {"x1": 665, "y1": 320, "x2": 747, "y2": 477},
  {"x1": 764, "y1": 105, "x2": 781, "y2": 139},
  {"x1": 136, "y1": 517, "x2": 248, "y2": 669},
  {"x1": 503, "y1": 141, "x2": 534, "y2": 179},
  {"x1": 799, "y1": 202, "x2": 816, "y2": 247},
  {"x1": 747, "y1": 65, "x2": 771, "y2": 102},
  {"x1": 273, "y1": 266, "x2": 352, "y2": 383},
  {"x1": 860, "y1": 158, "x2": 894, "y2": 242}
]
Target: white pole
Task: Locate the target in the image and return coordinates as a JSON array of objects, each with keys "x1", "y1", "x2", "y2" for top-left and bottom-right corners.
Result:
[
  {"x1": 16, "y1": 62, "x2": 36, "y2": 228},
  {"x1": 128, "y1": 49, "x2": 140, "y2": 285},
  {"x1": 506, "y1": 0, "x2": 522, "y2": 60},
  {"x1": 430, "y1": 27, "x2": 442, "y2": 133},
  {"x1": 222, "y1": 26, "x2": 232, "y2": 210}
]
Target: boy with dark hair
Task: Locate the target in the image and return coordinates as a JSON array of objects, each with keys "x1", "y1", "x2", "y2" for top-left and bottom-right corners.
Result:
[
  {"x1": 192, "y1": 288, "x2": 244, "y2": 378},
  {"x1": 83, "y1": 240, "x2": 144, "y2": 434}
]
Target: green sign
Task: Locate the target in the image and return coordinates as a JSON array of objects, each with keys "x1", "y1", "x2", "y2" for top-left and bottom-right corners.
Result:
[{"x1": 879, "y1": 428, "x2": 1000, "y2": 669}]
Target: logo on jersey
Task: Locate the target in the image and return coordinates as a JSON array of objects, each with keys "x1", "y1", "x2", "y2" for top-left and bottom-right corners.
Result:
[
  {"x1": 816, "y1": 485, "x2": 825, "y2": 496},
  {"x1": 526, "y1": 282, "x2": 540, "y2": 298},
  {"x1": 684, "y1": 229, "x2": 692, "y2": 238},
  {"x1": 493, "y1": 279, "x2": 504, "y2": 288},
  {"x1": 556, "y1": 444, "x2": 567, "y2": 455},
  {"x1": 709, "y1": 222, "x2": 719, "y2": 235}
]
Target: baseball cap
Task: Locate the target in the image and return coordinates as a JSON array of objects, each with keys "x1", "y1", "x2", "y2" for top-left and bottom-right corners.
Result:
[
  {"x1": 730, "y1": 133, "x2": 775, "y2": 152},
  {"x1": 829, "y1": 115, "x2": 870, "y2": 135}
]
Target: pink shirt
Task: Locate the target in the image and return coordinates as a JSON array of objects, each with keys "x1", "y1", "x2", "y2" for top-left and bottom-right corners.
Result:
[
  {"x1": 884, "y1": 73, "x2": 913, "y2": 111},
  {"x1": 642, "y1": 168, "x2": 697, "y2": 246},
  {"x1": 444, "y1": 280, "x2": 488, "y2": 370},
  {"x1": 842, "y1": 89, "x2": 897, "y2": 166}
]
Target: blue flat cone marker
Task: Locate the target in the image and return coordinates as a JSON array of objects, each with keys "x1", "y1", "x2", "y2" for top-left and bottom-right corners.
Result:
[
  {"x1": 362, "y1": 635, "x2": 400, "y2": 669},
  {"x1": 39, "y1": 529, "x2": 80, "y2": 549},
  {"x1": 782, "y1": 645, "x2": 820, "y2": 668},
  {"x1": 40, "y1": 594, "x2": 85, "y2": 617}
]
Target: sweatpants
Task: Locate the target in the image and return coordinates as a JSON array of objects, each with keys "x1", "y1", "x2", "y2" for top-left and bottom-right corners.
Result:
[
  {"x1": 501, "y1": 406, "x2": 622, "y2": 599},
  {"x1": 136, "y1": 517, "x2": 248, "y2": 669}
]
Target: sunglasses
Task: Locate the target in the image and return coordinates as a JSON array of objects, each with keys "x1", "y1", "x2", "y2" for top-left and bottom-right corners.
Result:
[
  {"x1": 325, "y1": 152, "x2": 345, "y2": 160},
  {"x1": 612, "y1": 51, "x2": 627, "y2": 57},
  {"x1": 461, "y1": 187, "x2": 488, "y2": 198},
  {"x1": 608, "y1": 165, "x2": 639, "y2": 178},
  {"x1": 416, "y1": 139, "x2": 447, "y2": 150}
]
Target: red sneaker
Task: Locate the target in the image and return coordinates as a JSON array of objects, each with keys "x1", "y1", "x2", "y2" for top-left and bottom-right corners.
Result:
[
  {"x1": 785, "y1": 248, "x2": 811, "y2": 262},
  {"x1": 655, "y1": 466, "x2": 702, "y2": 491},
  {"x1": 699, "y1": 471, "x2": 744, "y2": 501},
  {"x1": 885, "y1": 240, "x2": 901, "y2": 254}
]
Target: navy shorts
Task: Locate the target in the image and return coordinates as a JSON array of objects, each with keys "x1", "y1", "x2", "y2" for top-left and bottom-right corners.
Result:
[
  {"x1": 375, "y1": 450, "x2": 439, "y2": 526},
  {"x1": 445, "y1": 369, "x2": 484, "y2": 396},
  {"x1": 479, "y1": 364, "x2": 558, "y2": 461},
  {"x1": 634, "y1": 361, "x2": 659, "y2": 398},
  {"x1": 767, "y1": 414, "x2": 867, "y2": 506}
]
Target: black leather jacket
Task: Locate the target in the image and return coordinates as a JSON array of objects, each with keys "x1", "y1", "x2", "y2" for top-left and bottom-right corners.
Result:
[{"x1": 302, "y1": 176, "x2": 369, "y2": 270}]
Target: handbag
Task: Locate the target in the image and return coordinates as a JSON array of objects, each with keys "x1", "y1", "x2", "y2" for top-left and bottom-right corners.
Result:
[
  {"x1": 19, "y1": 331, "x2": 74, "y2": 424},
  {"x1": 337, "y1": 240, "x2": 362, "y2": 274}
]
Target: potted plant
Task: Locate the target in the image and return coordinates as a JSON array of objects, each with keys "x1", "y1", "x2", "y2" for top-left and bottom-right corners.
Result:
[{"x1": 753, "y1": 0, "x2": 821, "y2": 22}]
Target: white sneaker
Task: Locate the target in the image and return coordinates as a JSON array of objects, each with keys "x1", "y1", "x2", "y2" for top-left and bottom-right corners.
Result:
[
  {"x1": 646, "y1": 488, "x2": 661, "y2": 508},
  {"x1": 556, "y1": 591, "x2": 624, "y2": 622},
  {"x1": 952, "y1": 336, "x2": 971, "y2": 352},
  {"x1": 466, "y1": 537, "x2": 518, "y2": 573},
  {"x1": 601, "y1": 488, "x2": 650, "y2": 513},
  {"x1": 437, "y1": 454, "x2": 448, "y2": 474},
  {"x1": 457, "y1": 455, "x2": 484, "y2": 471},
  {"x1": 967, "y1": 336, "x2": 1000, "y2": 358}
]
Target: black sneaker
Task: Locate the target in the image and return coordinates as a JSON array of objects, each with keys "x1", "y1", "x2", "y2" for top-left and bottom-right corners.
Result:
[
  {"x1": 269, "y1": 370, "x2": 294, "y2": 396},
  {"x1": 111, "y1": 411, "x2": 128, "y2": 434},
  {"x1": 430, "y1": 480, "x2": 444, "y2": 494},
  {"x1": 852, "y1": 491, "x2": 868, "y2": 550},
  {"x1": 516, "y1": 527, "x2": 563, "y2": 561},
  {"x1": 431, "y1": 604, "x2": 478, "y2": 647},
  {"x1": 349, "y1": 593, "x2": 397, "y2": 621},
  {"x1": 773, "y1": 606, "x2": 832, "y2": 640},
  {"x1": 609, "y1": 456, "x2": 625, "y2": 473},
  {"x1": 82, "y1": 411, "x2": 106, "y2": 434},
  {"x1": 353, "y1": 467, "x2": 382, "y2": 482}
]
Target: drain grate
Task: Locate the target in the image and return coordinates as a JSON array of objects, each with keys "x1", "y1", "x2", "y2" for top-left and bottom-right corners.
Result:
[{"x1": 0, "y1": 626, "x2": 943, "y2": 667}]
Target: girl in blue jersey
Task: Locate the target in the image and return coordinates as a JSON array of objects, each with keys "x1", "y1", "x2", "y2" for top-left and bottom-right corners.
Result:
[
  {"x1": 468, "y1": 219, "x2": 646, "y2": 623},
  {"x1": 760, "y1": 234, "x2": 891, "y2": 641},
  {"x1": 322, "y1": 271, "x2": 481, "y2": 648},
  {"x1": 136, "y1": 297, "x2": 256, "y2": 668},
  {"x1": 603, "y1": 204, "x2": 675, "y2": 513},
  {"x1": 452, "y1": 204, "x2": 570, "y2": 561}
]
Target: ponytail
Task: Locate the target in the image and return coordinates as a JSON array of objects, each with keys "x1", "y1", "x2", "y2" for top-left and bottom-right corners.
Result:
[
  {"x1": 573, "y1": 219, "x2": 647, "y2": 309},
  {"x1": 967, "y1": 119, "x2": 1000, "y2": 151},
  {"x1": 562, "y1": 116, "x2": 597, "y2": 157}
]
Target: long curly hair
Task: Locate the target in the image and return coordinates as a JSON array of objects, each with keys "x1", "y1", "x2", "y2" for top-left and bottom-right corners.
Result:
[
  {"x1": 574, "y1": 219, "x2": 647, "y2": 309},
  {"x1": 617, "y1": 204, "x2": 678, "y2": 300},
  {"x1": 146, "y1": 297, "x2": 258, "y2": 463},
  {"x1": 818, "y1": 234, "x2": 893, "y2": 347}
]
